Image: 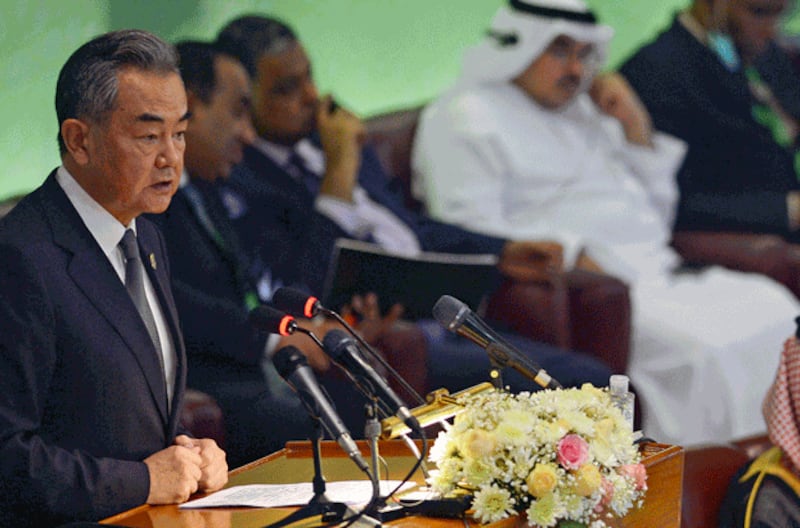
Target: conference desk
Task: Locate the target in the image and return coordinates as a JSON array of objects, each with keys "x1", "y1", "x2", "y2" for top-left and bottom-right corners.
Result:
[{"x1": 102, "y1": 440, "x2": 683, "y2": 528}]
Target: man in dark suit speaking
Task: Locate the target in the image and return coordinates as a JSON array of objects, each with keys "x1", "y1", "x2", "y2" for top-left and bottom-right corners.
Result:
[{"x1": 0, "y1": 30, "x2": 227, "y2": 526}]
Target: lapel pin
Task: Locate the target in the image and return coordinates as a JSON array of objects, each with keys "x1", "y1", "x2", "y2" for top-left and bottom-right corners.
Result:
[{"x1": 149, "y1": 253, "x2": 157, "y2": 270}]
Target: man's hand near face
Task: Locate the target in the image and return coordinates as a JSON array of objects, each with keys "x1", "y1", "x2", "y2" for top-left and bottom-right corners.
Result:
[
  {"x1": 589, "y1": 72, "x2": 653, "y2": 147},
  {"x1": 317, "y1": 95, "x2": 365, "y2": 202}
]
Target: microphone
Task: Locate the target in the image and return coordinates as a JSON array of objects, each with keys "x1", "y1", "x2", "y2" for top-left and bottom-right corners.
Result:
[
  {"x1": 249, "y1": 305, "x2": 325, "y2": 349},
  {"x1": 272, "y1": 287, "x2": 323, "y2": 318},
  {"x1": 322, "y1": 329, "x2": 421, "y2": 433},
  {"x1": 432, "y1": 295, "x2": 562, "y2": 390},
  {"x1": 273, "y1": 345, "x2": 370, "y2": 473},
  {"x1": 272, "y1": 286, "x2": 426, "y2": 406}
]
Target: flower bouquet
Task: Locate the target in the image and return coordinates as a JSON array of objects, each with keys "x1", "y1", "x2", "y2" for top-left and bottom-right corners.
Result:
[{"x1": 427, "y1": 384, "x2": 647, "y2": 527}]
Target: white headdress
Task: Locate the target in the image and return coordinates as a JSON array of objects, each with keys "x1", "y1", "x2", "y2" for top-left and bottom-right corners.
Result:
[{"x1": 457, "y1": 0, "x2": 614, "y2": 87}]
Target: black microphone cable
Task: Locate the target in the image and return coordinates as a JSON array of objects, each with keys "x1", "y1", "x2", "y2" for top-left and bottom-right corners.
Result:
[{"x1": 272, "y1": 287, "x2": 427, "y2": 406}]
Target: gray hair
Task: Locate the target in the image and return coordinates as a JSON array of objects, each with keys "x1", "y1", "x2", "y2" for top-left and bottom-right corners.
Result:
[{"x1": 55, "y1": 29, "x2": 179, "y2": 155}]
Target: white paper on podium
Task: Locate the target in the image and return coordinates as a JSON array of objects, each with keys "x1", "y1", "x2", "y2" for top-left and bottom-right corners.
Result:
[{"x1": 179, "y1": 480, "x2": 416, "y2": 509}]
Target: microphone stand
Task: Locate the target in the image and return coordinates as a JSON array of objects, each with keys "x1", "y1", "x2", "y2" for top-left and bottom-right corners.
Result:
[
  {"x1": 487, "y1": 353, "x2": 506, "y2": 390},
  {"x1": 364, "y1": 402, "x2": 382, "y2": 496},
  {"x1": 264, "y1": 421, "x2": 348, "y2": 528},
  {"x1": 360, "y1": 403, "x2": 405, "y2": 523}
]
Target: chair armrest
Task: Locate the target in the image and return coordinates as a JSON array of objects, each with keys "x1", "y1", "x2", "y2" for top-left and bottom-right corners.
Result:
[
  {"x1": 565, "y1": 270, "x2": 631, "y2": 375},
  {"x1": 180, "y1": 388, "x2": 226, "y2": 448},
  {"x1": 484, "y1": 278, "x2": 572, "y2": 350},
  {"x1": 682, "y1": 444, "x2": 750, "y2": 528},
  {"x1": 374, "y1": 320, "x2": 431, "y2": 401},
  {"x1": 681, "y1": 433, "x2": 774, "y2": 528},
  {"x1": 671, "y1": 231, "x2": 800, "y2": 298}
]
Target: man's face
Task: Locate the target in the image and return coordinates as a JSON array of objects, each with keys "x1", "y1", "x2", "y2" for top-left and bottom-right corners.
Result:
[
  {"x1": 513, "y1": 35, "x2": 597, "y2": 110},
  {"x1": 251, "y1": 42, "x2": 318, "y2": 145},
  {"x1": 185, "y1": 56, "x2": 256, "y2": 181},
  {"x1": 71, "y1": 68, "x2": 188, "y2": 226},
  {"x1": 723, "y1": 0, "x2": 791, "y2": 61}
]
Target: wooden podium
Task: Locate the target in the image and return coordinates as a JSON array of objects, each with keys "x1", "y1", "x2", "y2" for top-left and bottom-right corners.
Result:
[{"x1": 102, "y1": 440, "x2": 683, "y2": 528}]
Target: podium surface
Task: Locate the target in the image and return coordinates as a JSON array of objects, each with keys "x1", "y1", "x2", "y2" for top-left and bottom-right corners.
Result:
[{"x1": 102, "y1": 440, "x2": 683, "y2": 528}]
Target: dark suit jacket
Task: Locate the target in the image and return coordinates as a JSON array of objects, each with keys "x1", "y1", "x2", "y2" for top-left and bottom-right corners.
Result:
[
  {"x1": 621, "y1": 16, "x2": 800, "y2": 237},
  {"x1": 0, "y1": 172, "x2": 187, "y2": 526},
  {"x1": 224, "y1": 142, "x2": 507, "y2": 294},
  {"x1": 149, "y1": 179, "x2": 267, "y2": 384}
]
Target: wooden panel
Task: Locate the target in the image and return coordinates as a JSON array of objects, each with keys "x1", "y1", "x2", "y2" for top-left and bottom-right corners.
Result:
[{"x1": 102, "y1": 441, "x2": 683, "y2": 528}]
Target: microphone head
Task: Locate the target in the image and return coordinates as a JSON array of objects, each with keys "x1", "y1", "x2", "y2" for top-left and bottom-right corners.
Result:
[
  {"x1": 432, "y1": 295, "x2": 470, "y2": 332},
  {"x1": 272, "y1": 287, "x2": 320, "y2": 318},
  {"x1": 249, "y1": 305, "x2": 296, "y2": 336},
  {"x1": 321, "y1": 328, "x2": 354, "y2": 362},
  {"x1": 272, "y1": 345, "x2": 308, "y2": 379}
]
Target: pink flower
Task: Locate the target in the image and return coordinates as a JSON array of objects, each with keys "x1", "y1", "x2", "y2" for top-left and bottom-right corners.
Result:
[
  {"x1": 595, "y1": 477, "x2": 615, "y2": 513},
  {"x1": 619, "y1": 463, "x2": 648, "y2": 490},
  {"x1": 556, "y1": 434, "x2": 589, "y2": 470}
]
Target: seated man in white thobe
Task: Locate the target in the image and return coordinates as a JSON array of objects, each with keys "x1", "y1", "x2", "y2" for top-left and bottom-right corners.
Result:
[{"x1": 412, "y1": 0, "x2": 800, "y2": 445}]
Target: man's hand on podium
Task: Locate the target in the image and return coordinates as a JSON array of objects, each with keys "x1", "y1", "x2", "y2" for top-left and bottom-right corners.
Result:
[{"x1": 144, "y1": 435, "x2": 227, "y2": 504}]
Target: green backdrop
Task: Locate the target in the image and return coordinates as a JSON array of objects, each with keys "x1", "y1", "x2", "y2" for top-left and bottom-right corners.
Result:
[{"x1": 1, "y1": 0, "x2": 798, "y2": 199}]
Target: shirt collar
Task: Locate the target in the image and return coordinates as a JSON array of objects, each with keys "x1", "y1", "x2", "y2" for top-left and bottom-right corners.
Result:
[
  {"x1": 253, "y1": 136, "x2": 293, "y2": 167},
  {"x1": 55, "y1": 165, "x2": 133, "y2": 259},
  {"x1": 678, "y1": 10, "x2": 708, "y2": 45},
  {"x1": 253, "y1": 136, "x2": 326, "y2": 176}
]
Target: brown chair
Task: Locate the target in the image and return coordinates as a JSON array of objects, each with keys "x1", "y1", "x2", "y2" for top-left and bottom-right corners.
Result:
[
  {"x1": 372, "y1": 320, "x2": 431, "y2": 401},
  {"x1": 681, "y1": 433, "x2": 773, "y2": 528},
  {"x1": 672, "y1": 231, "x2": 800, "y2": 299},
  {"x1": 364, "y1": 106, "x2": 632, "y2": 373}
]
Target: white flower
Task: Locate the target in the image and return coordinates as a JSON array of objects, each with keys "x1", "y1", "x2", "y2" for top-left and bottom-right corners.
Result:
[
  {"x1": 472, "y1": 483, "x2": 516, "y2": 524},
  {"x1": 495, "y1": 419, "x2": 532, "y2": 447},
  {"x1": 526, "y1": 493, "x2": 566, "y2": 527},
  {"x1": 462, "y1": 456, "x2": 495, "y2": 488},
  {"x1": 427, "y1": 430, "x2": 454, "y2": 464}
]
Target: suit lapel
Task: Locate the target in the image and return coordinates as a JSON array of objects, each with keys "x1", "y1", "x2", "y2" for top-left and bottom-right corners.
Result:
[
  {"x1": 243, "y1": 145, "x2": 313, "y2": 206},
  {"x1": 137, "y1": 220, "x2": 187, "y2": 433},
  {"x1": 40, "y1": 175, "x2": 171, "y2": 425}
]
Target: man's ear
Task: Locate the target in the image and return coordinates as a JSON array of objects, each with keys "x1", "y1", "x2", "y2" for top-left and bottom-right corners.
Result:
[{"x1": 60, "y1": 118, "x2": 91, "y2": 165}]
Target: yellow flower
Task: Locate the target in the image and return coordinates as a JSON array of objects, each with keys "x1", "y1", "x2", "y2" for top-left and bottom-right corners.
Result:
[
  {"x1": 573, "y1": 463, "x2": 602, "y2": 496},
  {"x1": 591, "y1": 419, "x2": 616, "y2": 465},
  {"x1": 595, "y1": 417, "x2": 615, "y2": 438},
  {"x1": 526, "y1": 463, "x2": 559, "y2": 498},
  {"x1": 459, "y1": 429, "x2": 497, "y2": 458}
]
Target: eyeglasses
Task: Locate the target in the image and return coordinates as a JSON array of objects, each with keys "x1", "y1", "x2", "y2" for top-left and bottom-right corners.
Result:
[{"x1": 544, "y1": 38, "x2": 600, "y2": 70}]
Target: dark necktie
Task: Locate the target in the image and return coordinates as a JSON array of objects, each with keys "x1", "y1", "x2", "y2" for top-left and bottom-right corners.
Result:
[
  {"x1": 287, "y1": 150, "x2": 321, "y2": 195},
  {"x1": 119, "y1": 229, "x2": 166, "y2": 378}
]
